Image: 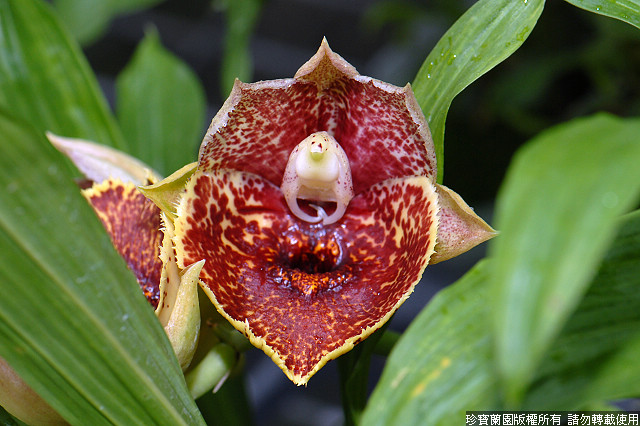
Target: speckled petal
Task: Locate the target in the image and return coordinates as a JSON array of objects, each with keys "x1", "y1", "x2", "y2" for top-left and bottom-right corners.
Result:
[
  {"x1": 173, "y1": 169, "x2": 439, "y2": 385},
  {"x1": 197, "y1": 39, "x2": 436, "y2": 194},
  {"x1": 82, "y1": 179, "x2": 164, "y2": 308}
]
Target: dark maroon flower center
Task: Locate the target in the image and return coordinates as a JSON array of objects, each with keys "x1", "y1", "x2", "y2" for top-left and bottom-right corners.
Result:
[{"x1": 269, "y1": 224, "x2": 355, "y2": 296}]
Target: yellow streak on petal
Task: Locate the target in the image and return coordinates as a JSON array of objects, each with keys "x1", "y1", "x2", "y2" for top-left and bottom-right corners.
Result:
[{"x1": 157, "y1": 214, "x2": 178, "y2": 323}]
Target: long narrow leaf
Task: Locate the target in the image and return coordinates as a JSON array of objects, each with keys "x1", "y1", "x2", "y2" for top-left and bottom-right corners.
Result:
[
  {"x1": 411, "y1": 0, "x2": 545, "y2": 182},
  {"x1": 362, "y1": 260, "x2": 499, "y2": 426},
  {"x1": 116, "y1": 30, "x2": 206, "y2": 176},
  {"x1": 53, "y1": 0, "x2": 164, "y2": 45},
  {"x1": 564, "y1": 0, "x2": 640, "y2": 29},
  {"x1": 363, "y1": 208, "x2": 640, "y2": 424},
  {"x1": 490, "y1": 113, "x2": 640, "y2": 405},
  {"x1": 219, "y1": 0, "x2": 261, "y2": 96},
  {"x1": 0, "y1": 0, "x2": 126, "y2": 150},
  {"x1": 0, "y1": 111, "x2": 203, "y2": 424},
  {"x1": 523, "y1": 210, "x2": 640, "y2": 408}
]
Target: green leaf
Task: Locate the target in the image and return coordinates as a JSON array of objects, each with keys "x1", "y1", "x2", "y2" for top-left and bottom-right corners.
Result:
[
  {"x1": 197, "y1": 375, "x2": 254, "y2": 426},
  {"x1": 490, "y1": 113, "x2": 640, "y2": 406},
  {"x1": 362, "y1": 261, "x2": 499, "y2": 426},
  {"x1": 582, "y1": 331, "x2": 640, "y2": 401},
  {"x1": 0, "y1": 0, "x2": 126, "y2": 150},
  {"x1": 338, "y1": 325, "x2": 388, "y2": 426},
  {"x1": 0, "y1": 405, "x2": 22, "y2": 426},
  {"x1": 363, "y1": 209, "x2": 640, "y2": 424},
  {"x1": 0, "y1": 110, "x2": 204, "y2": 424},
  {"x1": 116, "y1": 30, "x2": 206, "y2": 176},
  {"x1": 523, "y1": 210, "x2": 640, "y2": 408},
  {"x1": 53, "y1": 0, "x2": 165, "y2": 45},
  {"x1": 411, "y1": 0, "x2": 545, "y2": 182},
  {"x1": 564, "y1": 0, "x2": 640, "y2": 29},
  {"x1": 218, "y1": 0, "x2": 262, "y2": 96}
]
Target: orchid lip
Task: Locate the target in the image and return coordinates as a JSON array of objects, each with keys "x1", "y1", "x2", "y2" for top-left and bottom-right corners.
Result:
[{"x1": 281, "y1": 132, "x2": 354, "y2": 225}]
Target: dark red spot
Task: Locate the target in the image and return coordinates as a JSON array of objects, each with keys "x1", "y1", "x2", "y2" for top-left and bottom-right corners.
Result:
[
  {"x1": 86, "y1": 182, "x2": 163, "y2": 309},
  {"x1": 177, "y1": 171, "x2": 436, "y2": 380}
]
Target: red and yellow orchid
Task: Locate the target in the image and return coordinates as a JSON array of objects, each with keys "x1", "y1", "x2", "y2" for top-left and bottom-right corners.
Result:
[
  {"x1": 43, "y1": 39, "x2": 494, "y2": 389},
  {"x1": 154, "y1": 39, "x2": 495, "y2": 385}
]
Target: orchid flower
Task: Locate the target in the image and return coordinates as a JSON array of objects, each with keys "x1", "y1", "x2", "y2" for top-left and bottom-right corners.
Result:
[
  {"x1": 145, "y1": 39, "x2": 496, "y2": 385},
  {"x1": 9, "y1": 40, "x2": 495, "y2": 403}
]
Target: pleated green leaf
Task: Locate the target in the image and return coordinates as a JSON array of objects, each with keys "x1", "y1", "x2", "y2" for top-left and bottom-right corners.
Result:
[
  {"x1": 491, "y1": 113, "x2": 640, "y2": 406},
  {"x1": 583, "y1": 331, "x2": 640, "y2": 402},
  {"x1": 0, "y1": 0, "x2": 126, "y2": 150},
  {"x1": 411, "y1": 0, "x2": 545, "y2": 182},
  {"x1": 564, "y1": 0, "x2": 640, "y2": 29},
  {"x1": 0, "y1": 111, "x2": 204, "y2": 424},
  {"x1": 363, "y1": 209, "x2": 640, "y2": 424},
  {"x1": 116, "y1": 30, "x2": 206, "y2": 176},
  {"x1": 337, "y1": 325, "x2": 388, "y2": 426},
  {"x1": 523, "y1": 210, "x2": 640, "y2": 409},
  {"x1": 53, "y1": 0, "x2": 164, "y2": 45},
  {"x1": 362, "y1": 260, "x2": 499, "y2": 426}
]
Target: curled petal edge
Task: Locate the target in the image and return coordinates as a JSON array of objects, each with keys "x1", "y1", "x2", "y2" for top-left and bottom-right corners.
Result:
[
  {"x1": 139, "y1": 162, "x2": 197, "y2": 221},
  {"x1": 157, "y1": 214, "x2": 203, "y2": 371}
]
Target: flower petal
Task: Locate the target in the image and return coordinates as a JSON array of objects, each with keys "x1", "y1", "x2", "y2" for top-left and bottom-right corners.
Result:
[
  {"x1": 48, "y1": 132, "x2": 159, "y2": 185},
  {"x1": 164, "y1": 260, "x2": 203, "y2": 371},
  {"x1": 139, "y1": 162, "x2": 197, "y2": 221},
  {"x1": 49, "y1": 135, "x2": 207, "y2": 372},
  {"x1": 82, "y1": 179, "x2": 164, "y2": 308},
  {"x1": 156, "y1": 213, "x2": 203, "y2": 370},
  {"x1": 429, "y1": 183, "x2": 497, "y2": 264},
  {"x1": 198, "y1": 39, "x2": 436, "y2": 194},
  {"x1": 173, "y1": 169, "x2": 439, "y2": 384}
]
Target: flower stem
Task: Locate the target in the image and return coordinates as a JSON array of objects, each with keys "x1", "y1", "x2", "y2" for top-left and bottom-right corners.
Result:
[{"x1": 337, "y1": 324, "x2": 389, "y2": 425}]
